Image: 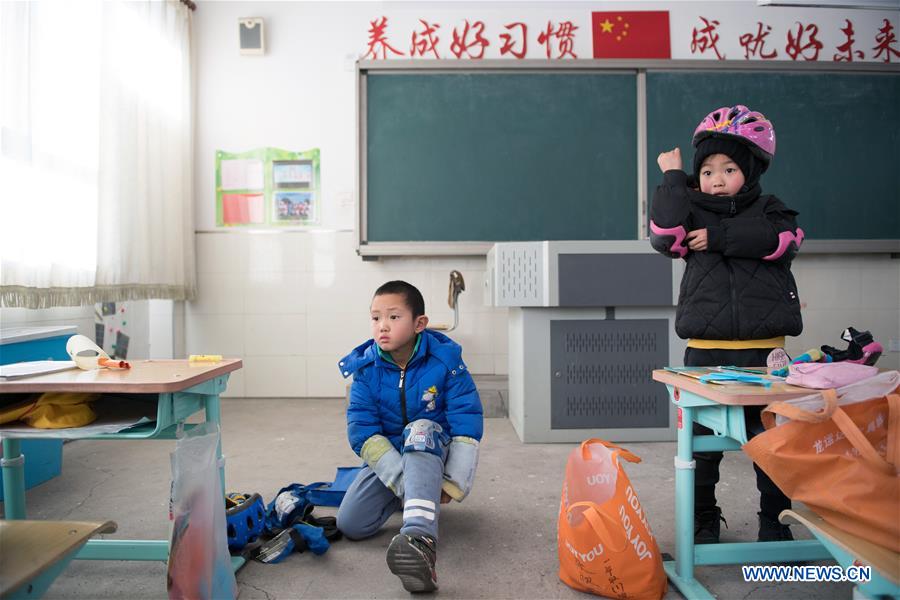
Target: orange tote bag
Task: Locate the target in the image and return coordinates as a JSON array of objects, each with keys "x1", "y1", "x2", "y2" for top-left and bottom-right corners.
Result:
[
  {"x1": 557, "y1": 439, "x2": 667, "y2": 600},
  {"x1": 744, "y1": 389, "x2": 900, "y2": 552}
]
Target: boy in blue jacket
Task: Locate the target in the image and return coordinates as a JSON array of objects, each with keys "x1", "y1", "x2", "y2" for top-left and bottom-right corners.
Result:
[{"x1": 336, "y1": 280, "x2": 483, "y2": 593}]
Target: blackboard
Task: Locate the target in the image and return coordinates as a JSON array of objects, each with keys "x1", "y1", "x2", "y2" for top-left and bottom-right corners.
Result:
[
  {"x1": 365, "y1": 72, "x2": 638, "y2": 242},
  {"x1": 646, "y1": 71, "x2": 900, "y2": 240},
  {"x1": 362, "y1": 67, "x2": 900, "y2": 248}
]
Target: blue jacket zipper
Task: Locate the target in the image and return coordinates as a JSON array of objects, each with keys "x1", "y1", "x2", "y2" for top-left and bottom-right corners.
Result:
[{"x1": 398, "y1": 368, "x2": 408, "y2": 427}]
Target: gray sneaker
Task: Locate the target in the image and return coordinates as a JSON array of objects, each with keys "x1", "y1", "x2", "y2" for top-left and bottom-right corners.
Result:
[{"x1": 386, "y1": 533, "x2": 437, "y2": 593}]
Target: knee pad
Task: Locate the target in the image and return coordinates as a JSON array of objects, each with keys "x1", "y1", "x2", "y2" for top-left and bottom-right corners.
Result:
[
  {"x1": 402, "y1": 419, "x2": 447, "y2": 458},
  {"x1": 442, "y1": 436, "x2": 480, "y2": 502}
]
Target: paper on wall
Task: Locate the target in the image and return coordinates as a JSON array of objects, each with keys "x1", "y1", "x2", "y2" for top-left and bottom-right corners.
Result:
[{"x1": 221, "y1": 158, "x2": 264, "y2": 190}]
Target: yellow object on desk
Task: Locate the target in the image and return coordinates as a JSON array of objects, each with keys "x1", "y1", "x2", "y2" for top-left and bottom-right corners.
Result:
[
  {"x1": 189, "y1": 354, "x2": 223, "y2": 362},
  {"x1": 0, "y1": 392, "x2": 98, "y2": 428}
]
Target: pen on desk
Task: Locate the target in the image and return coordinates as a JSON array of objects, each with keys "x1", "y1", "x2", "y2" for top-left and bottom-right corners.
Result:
[
  {"x1": 719, "y1": 366, "x2": 767, "y2": 375},
  {"x1": 98, "y1": 357, "x2": 131, "y2": 369}
]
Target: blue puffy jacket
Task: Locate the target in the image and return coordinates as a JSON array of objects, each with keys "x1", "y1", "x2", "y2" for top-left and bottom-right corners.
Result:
[{"x1": 338, "y1": 329, "x2": 483, "y2": 456}]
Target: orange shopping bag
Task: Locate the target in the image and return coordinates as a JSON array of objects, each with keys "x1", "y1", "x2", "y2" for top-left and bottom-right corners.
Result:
[
  {"x1": 557, "y1": 439, "x2": 666, "y2": 600},
  {"x1": 744, "y1": 388, "x2": 900, "y2": 552}
]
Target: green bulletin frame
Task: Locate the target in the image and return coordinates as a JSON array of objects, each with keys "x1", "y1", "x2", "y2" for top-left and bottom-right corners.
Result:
[{"x1": 215, "y1": 147, "x2": 321, "y2": 227}]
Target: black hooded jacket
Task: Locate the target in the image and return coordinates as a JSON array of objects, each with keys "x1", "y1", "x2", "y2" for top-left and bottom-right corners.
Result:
[{"x1": 650, "y1": 170, "x2": 803, "y2": 341}]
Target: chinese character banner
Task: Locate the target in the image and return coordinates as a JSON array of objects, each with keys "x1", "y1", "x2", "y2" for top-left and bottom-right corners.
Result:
[{"x1": 357, "y1": 3, "x2": 898, "y2": 63}]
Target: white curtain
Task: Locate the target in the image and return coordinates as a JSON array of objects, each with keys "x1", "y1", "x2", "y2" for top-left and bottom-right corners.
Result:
[{"x1": 0, "y1": 0, "x2": 195, "y2": 309}]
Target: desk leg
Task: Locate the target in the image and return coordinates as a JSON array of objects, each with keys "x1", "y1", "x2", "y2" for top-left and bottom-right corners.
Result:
[
  {"x1": 675, "y1": 405, "x2": 695, "y2": 581},
  {"x1": 204, "y1": 393, "x2": 226, "y2": 497},
  {"x1": 1, "y1": 438, "x2": 26, "y2": 519},
  {"x1": 663, "y1": 405, "x2": 717, "y2": 600}
]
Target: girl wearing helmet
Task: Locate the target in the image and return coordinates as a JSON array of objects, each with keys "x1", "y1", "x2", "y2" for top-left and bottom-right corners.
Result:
[{"x1": 649, "y1": 105, "x2": 804, "y2": 545}]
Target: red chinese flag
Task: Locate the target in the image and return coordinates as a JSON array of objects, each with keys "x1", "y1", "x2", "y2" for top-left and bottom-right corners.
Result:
[{"x1": 592, "y1": 11, "x2": 671, "y2": 59}]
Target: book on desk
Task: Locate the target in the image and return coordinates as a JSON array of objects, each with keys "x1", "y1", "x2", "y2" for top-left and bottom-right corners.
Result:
[{"x1": 663, "y1": 366, "x2": 782, "y2": 387}]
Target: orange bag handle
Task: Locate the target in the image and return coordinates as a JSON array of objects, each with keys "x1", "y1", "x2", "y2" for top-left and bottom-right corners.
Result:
[
  {"x1": 580, "y1": 438, "x2": 641, "y2": 464},
  {"x1": 567, "y1": 501, "x2": 629, "y2": 554},
  {"x1": 762, "y1": 388, "x2": 839, "y2": 428},
  {"x1": 887, "y1": 394, "x2": 900, "y2": 468},
  {"x1": 826, "y1": 393, "x2": 899, "y2": 476},
  {"x1": 830, "y1": 405, "x2": 895, "y2": 476}
]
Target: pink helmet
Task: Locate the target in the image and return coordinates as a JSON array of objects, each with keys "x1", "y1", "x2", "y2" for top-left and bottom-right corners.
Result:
[{"x1": 692, "y1": 105, "x2": 776, "y2": 166}]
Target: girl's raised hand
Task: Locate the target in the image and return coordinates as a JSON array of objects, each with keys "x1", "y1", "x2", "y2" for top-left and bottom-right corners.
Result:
[
  {"x1": 686, "y1": 228, "x2": 708, "y2": 251},
  {"x1": 657, "y1": 147, "x2": 682, "y2": 173}
]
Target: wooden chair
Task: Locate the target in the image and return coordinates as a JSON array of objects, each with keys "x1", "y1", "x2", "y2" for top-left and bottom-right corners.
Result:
[
  {"x1": 780, "y1": 507, "x2": 899, "y2": 598},
  {"x1": 0, "y1": 520, "x2": 117, "y2": 599}
]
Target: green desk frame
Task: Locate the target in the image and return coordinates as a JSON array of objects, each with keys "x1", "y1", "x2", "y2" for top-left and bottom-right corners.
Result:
[
  {"x1": 659, "y1": 379, "x2": 833, "y2": 599},
  {"x1": 1, "y1": 369, "x2": 244, "y2": 571}
]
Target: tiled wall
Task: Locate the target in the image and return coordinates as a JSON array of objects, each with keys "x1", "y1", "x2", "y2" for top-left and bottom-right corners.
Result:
[
  {"x1": 189, "y1": 230, "x2": 899, "y2": 398},
  {"x1": 3, "y1": 240, "x2": 897, "y2": 398},
  {"x1": 189, "y1": 230, "x2": 508, "y2": 398}
]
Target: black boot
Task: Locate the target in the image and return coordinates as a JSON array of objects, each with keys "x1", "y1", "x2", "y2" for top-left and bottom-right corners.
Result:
[
  {"x1": 695, "y1": 507, "x2": 727, "y2": 544},
  {"x1": 758, "y1": 512, "x2": 793, "y2": 542}
]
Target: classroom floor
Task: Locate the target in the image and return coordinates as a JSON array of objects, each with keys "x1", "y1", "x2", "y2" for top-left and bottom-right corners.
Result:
[{"x1": 4, "y1": 398, "x2": 852, "y2": 600}]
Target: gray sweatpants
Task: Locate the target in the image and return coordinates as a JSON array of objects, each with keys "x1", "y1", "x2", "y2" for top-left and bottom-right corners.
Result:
[{"x1": 337, "y1": 426, "x2": 448, "y2": 542}]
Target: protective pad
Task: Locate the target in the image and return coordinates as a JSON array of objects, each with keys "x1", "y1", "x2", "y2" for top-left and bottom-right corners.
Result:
[
  {"x1": 402, "y1": 419, "x2": 448, "y2": 458},
  {"x1": 442, "y1": 436, "x2": 479, "y2": 501},
  {"x1": 361, "y1": 434, "x2": 405, "y2": 497}
]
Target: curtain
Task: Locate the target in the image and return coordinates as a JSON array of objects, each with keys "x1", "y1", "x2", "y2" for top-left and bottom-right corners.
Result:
[{"x1": 0, "y1": 0, "x2": 195, "y2": 309}]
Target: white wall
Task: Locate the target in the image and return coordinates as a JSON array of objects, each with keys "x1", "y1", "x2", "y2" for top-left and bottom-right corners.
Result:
[
  {"x1": 789, "y1": 255, "x2": 900, "y2": 370},
  {"x1": 190, "y1": 231, "x2": 507, "y2": 397},
  {"x1": 189, "y1": 1, "x2": 898, "y2": 398},
  {"x1": 0, "y1": 305, "x2": 96, "y2": 341}
]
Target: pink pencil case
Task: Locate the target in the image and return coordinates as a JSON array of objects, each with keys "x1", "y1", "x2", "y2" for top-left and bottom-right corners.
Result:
[{"x1": 785, "y1": 362, "x2": 878, "y2": 389}]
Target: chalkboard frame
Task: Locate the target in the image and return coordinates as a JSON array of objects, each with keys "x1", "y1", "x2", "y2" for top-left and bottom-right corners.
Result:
[{"x1": 357, "y1": 59, "x2": 900, "y2": 258}]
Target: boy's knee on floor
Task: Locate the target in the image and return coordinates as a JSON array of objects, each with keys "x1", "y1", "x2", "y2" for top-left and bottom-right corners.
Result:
[{"x1": 336, "y1": 508, "x2": 379, "y2": 541}]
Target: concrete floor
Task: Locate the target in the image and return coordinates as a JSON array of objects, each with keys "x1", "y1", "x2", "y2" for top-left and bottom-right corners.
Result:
[{"x1": 3, "y1": 398, "x2": 852, "y2": 600}]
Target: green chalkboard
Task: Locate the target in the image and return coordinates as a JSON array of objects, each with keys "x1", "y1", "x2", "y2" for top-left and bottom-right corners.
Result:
[
  {"x1": 647, "y1": 71, "x2": 900, "y2": 240},
  {"x1": 366, "y1": 73, "x2": 637, "y2": 242}
]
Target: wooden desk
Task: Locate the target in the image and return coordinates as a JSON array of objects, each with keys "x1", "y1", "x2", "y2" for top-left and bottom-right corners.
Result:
[
  {"x1": 651, "y1": 368, "x2": 814, "y2": 406},
  {"x1": 0, "y1": 359, "x2": 241, "y2": 564},
  {"x1": 651, "y1": 369, "x2": 833, "y2": 600},
  {"x1": 0, "y1": 520, "x2": 117, "y2": 599}
]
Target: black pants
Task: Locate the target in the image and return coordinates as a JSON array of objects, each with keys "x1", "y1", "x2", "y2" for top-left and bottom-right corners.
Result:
[{"x1": 684, "y1": 347, "x2": 791, "y2": 520}]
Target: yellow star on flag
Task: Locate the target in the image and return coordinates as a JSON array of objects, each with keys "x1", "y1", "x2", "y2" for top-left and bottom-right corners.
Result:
[{"x1": 599, "y1": 19, "x2": 614, "y2": 33}]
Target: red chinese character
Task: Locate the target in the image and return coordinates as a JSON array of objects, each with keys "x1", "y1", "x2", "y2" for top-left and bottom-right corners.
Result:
[
  {"x1": 538, "y1": 21, "x2": 579, "y2": 59},
  {"x1": 785, "y1": 22, "x2": 823, "y2": 61},
  {"x1": 872, "y1": 18, "x2": 900, "y2": 63},
  {"x1": 739, "y1": 22, "x2": 778, "y2": 60},
  {"x1": 499, "y1": 22, "x2": 528, "y2": 59},
  {"x1": 833, "y1": 19, "x2": 864, "y2": 61},
  {"x1": 363, "y1": 16, "x2": 404, "y2": 59},
  {"x1": 450, "y1": 20, "x2": 490, "y2": 59},
  {"x1": 411, "y1": 19, "x2": 441, "y2": 58},
  {"x1": 691, "y1": 17, "x2": 725, "y2": 60}
]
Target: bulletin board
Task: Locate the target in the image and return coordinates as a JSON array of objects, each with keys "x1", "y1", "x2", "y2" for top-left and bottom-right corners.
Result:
[{"x1": 216, "y1": 147, "x2": 321, "y2": 227}]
